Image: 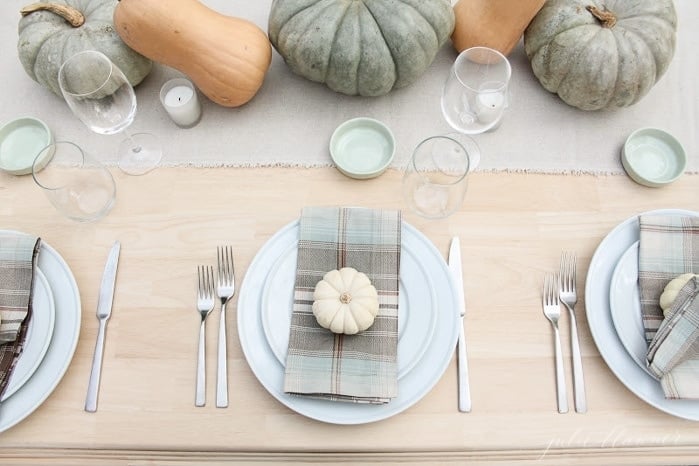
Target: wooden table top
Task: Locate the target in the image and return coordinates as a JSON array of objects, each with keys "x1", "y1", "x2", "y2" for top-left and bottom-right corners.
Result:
[{"x1": 1, "y1": 167, "x2": 698, "y2": 465}]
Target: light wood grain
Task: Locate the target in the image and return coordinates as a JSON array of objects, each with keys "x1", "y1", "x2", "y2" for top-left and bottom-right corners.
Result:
[{"x1": 0, "y1": 167, "x2": 698, "y2": 465}]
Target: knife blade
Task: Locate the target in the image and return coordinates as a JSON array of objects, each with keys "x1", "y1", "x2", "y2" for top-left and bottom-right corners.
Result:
[
  {"x1": 85, "y1": 241, "x2": 121, "y2": 413},
  {"x1": 448, "y1": 237, "x2": 471, "y2": 413}
]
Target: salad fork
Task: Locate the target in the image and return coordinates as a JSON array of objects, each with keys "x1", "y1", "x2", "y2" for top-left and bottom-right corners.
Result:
[
  {"x1": 196, "y1": 265, "x2": 215, "y2": 407},
  {"x1": 216, "y1": 246, "x2": 235, "y2": 408},
  {"x1": 560, "y1": 251, "x2": 586, "y2": 413},
  {"x1": 542, "y1": 273, "x2": 568, "y2": 414}
]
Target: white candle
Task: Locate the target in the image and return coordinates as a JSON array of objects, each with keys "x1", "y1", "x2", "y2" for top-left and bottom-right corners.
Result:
[
  {"x1": 159, "y1": 78, "x2": 202, "y2": 127},
  {"x1": 475, "y1": 91, "x2": 505, "y2": 124}
]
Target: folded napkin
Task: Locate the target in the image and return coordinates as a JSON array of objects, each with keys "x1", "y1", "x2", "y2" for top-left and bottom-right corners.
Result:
[
  {"x1": 283, "y1": 207, "x2": 401, "y2": 403},
  {"x1": 647, "y1": 277, "x2": 699, "y2": 398},
  {"x1": 0, "y1": 233, "x2": 41, "y2": 399},
  {"x1": 638, "y1": 215, "x2": 699, "y2": 399}
]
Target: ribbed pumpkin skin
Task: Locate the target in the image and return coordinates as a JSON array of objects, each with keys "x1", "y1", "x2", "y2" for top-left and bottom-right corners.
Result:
[
  {"x1": 114, "y1": 0, "x2": 272, "y2": 107},
  {"x1": 17, "y1": 0, "x2": 152, "y2": 97},
  {"x1": 524, "y1": 0, "x2": 677, "y2": 111},
  {"x1": 269, "y1": 0, "x2": 455, "y2": 97}
]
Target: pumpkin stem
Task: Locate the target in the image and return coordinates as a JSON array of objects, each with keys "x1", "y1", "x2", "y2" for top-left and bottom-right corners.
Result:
[
  {"x1": 339, "y1": 292, "x2": 352, "y2": 304},
  {"x1": 20, "y1": 2, "x2": 85, "y2": 27},
  {"x1": 586, "y1": 5, "x2": 617, "y2": 28}
]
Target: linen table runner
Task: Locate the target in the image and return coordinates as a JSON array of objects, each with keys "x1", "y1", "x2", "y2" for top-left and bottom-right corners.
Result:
[
  {"x1": 283, "y1": 207, "x2": 401, "y2": 403},
  {"x1": 0, "y1": 233, "x2": 41, "y2": 399},
  {"x1": 639, "y1": 215, "x2": 699, "y2": 399}
]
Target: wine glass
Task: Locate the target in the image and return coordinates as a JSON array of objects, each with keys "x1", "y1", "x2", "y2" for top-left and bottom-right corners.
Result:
[
  {"x1": 441, "y1": 47, "x2": 511, "y2": 138},
  {"x1": 402, "y1": 135, "x2": 473, "y2": 219},
  {"x1": 58, "y1": 50, "x2": 161, "y2": 175}
]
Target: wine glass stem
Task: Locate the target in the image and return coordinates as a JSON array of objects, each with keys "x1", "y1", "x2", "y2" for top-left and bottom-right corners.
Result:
[{"x1": 124, "y1": 129, "x2": 142, "y2": 154}]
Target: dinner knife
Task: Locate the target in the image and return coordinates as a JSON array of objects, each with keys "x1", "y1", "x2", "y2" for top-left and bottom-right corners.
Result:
[
  {"x1": 85, "y1": 241, "x2": 121, "y2": 413},
  {"x1": 448, "y1": 237, "x2": 472, "y2": 413}
]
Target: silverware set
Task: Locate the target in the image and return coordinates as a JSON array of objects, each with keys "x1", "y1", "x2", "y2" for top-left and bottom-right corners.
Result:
[
  {"x1": 195, "y1": 246, "x2": 235, "y2": 408},
  {"x1": 542, "y1": 251, "x2": 586, "y2": 414}
]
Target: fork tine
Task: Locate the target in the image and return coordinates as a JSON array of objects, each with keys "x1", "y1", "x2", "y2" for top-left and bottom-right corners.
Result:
[
  {"x1": 197, "y1": 265, "x2": 204, "y2": 297},
  {"x1": 217, "y1": 247, "x2": 224, "y2": 284},
  {"x1": 199, "y1": 265, "x2": 213, "y2": 299},
  {"x1": 207, "y1": 265, "x2": 214, "y2": 297},
  {"x1": 217, "y1": 245, "x2": 234, "y2": 285},
  {"x1": 559, "y1": 251, "x2": 572, "y2": 292},
  {"x1": 543, "y1": 273, "x2": 556, "y2": 307}
]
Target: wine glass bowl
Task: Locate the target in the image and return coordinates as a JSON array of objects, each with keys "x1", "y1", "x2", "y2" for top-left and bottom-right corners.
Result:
[
  {"x1": 32, "y1": 141, "x2": 116, "y2": 222},
  {"x1": 441, "y1": 47, "x2": 512, "y2": 135},
  {"x1": 58, "y1": 50, "x2": 161, "y2": 175},
  {"x1": 402, "y1": 135, "x2": 473, "y2": 219},
  {"x1": 58, "y1": 51, "x2": 136, "y2": 134}
]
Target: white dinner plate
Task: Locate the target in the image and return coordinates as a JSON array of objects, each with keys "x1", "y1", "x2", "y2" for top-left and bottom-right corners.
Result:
[
  {"x1": 609, "y1": 241, "x2": 658, "y2": 378},
  {"x1": 260, "y1": 231, "x2": 438, "y2": 379},
  {"x1": 238, "y1": 220, "x2": 459, "y2": 424},
  {"x1": 1, "y1": 268, "x2": 56, "y2": 401},
  {"x1": 586, "y1": 209, "x2": 699, "y2": 421},
  {"x1": 0, "y1": 231, "x2": 81, "y2": 432}
]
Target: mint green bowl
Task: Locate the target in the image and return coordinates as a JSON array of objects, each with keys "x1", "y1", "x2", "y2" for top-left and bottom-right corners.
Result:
[
  {"x1": 330, "y1": 117, "x2": 395, "y2": 179},
  {"x1": 0, "y1": 117, "x2": 53, "y2": 175},
  {"x1": 621, "y1": 128, "x2": 686, "y2": 188}
]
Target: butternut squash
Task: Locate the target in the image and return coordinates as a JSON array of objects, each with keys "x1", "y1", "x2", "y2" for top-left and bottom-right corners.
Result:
[
  {"x1": 451, "y1": 0, "x2": 546, "y2": 56},
  {"x1": 113, "y1": 0, "x2": 272, "y2": 107}
]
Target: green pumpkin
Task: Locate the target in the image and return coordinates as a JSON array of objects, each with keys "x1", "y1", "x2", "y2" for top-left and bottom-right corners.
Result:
[
  {"x1": 17, "y1": 0, "x2": 152, "y2": 96},
  {"x1": 524, "y1": 0, "x2": 677, "y2": 111},
  {"x1": 268, "y1": 0, "x2": 455, "y2": 97}
]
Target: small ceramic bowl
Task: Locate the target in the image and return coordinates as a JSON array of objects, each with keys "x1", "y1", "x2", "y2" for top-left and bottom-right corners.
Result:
[
  {"x1": 0, "y1": 117, "x2": 53, "y2": 175},
  {"x1": 330, "y1": 117, "x2": 395, "y2": 179},
  {"x1": 621, "y1": 128, "x2": 686, "y2": 188}
]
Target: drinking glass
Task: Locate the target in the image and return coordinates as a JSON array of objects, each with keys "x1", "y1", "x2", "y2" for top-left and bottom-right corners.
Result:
[
  {"x1": 402, "y1": 135, "x2": 475, "y2": 219},
  {"x1": 441, "y1": 47, "x2": 511, "y2": 135},
  {"x1": 58, "y1": 50, "x2": 162, "y2": 175},
  {"x1": 32, "y1": 141, "x2": 116, "y2": 222}
]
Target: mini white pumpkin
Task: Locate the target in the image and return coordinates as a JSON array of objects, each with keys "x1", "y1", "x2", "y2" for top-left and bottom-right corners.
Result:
[
  {"x1": 312, "y1": 267, "x2": 379, "y2": 335},
  {"x1": 659, "y1": 273, "x2": 699, "y2": 315}
]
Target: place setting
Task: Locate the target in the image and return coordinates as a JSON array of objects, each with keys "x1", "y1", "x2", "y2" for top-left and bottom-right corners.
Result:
[
  {"x1": 237, "y1": 206, "x2": 463, "y2": 424},
  {"x1": 0, "y1": 231, "x2": 81, "y2": 433},
  {"x1": 585, "y1": 209, "x2": 699, "y2": 421}
]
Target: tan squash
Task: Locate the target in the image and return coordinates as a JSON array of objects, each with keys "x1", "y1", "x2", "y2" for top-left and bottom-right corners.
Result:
[
  {"x1": 451, "y1": 0, "x2": 546, "y2": 56},
  {"x1": 113, "y1": 0, "x2": 272, "y2": 107}
]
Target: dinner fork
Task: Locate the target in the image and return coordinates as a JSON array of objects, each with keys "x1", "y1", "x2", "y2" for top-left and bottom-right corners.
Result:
[
  {"x1": 560, "y1": 251, "x2": 586, "y2": 413},
  {"x1": 196, "y1": 265, "x2": 215, "y2": 407},
  {"x1": 542, "y1": 273, "x2": 568, "y2": 413},
  {"x1": 216, "y1": 246, "x2": 235, "y2": 408}
]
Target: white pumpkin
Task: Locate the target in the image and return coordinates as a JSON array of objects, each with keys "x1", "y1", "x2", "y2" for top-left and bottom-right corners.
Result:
[
  {"x1": 659, "y1": 273, "x2": 699, "y2": 315},
  {"x1": 312, "y1": 267, "x2": 379, "y2": 335}
]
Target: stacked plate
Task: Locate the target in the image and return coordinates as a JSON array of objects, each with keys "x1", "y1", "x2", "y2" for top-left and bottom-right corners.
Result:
[
  {"x1": 0, "y1": 231, "x2": 81, "y2": 432},
  {"x1": 237, "y1": 220, "x2": 460, "y2": 424},
  {"x1": 585, "y1": 209, "x2": 699, "y2": 420}
]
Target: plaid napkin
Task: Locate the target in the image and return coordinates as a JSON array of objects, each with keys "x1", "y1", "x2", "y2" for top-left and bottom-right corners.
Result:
[
  {"x1": 647, "y1": 277, "x2": 699, "y2": 398},
  {"x1": 0, "y1": 233, "x2": 41, "y2": 400},
  {"x1": 638, "y1": 215, "x2": 699, "y2": 399},
  {"x1": 283, "y1": 207, "x2": 401, "y2": 403}
]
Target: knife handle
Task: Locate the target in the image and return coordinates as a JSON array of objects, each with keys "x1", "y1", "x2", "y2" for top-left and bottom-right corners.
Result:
[
  {"x1": 457, "y1": 324, "x2": 472, "y2": 413},
  {"x1": 85, "y1": 319, "x2": 107, "y2": 412}
]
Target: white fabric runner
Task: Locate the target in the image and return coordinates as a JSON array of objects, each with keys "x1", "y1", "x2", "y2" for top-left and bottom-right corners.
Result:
[{"x1": 0, "y1": 0, "x2": 696, "y2": 174}]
